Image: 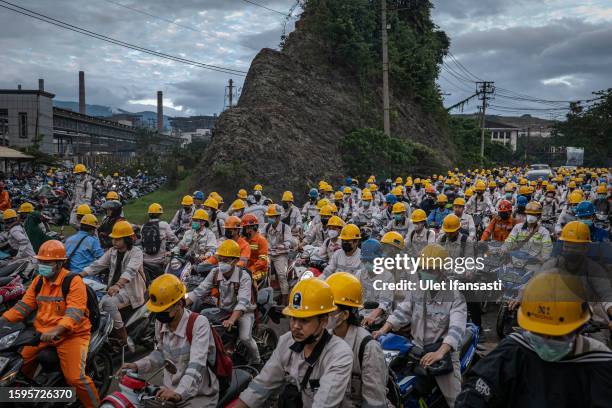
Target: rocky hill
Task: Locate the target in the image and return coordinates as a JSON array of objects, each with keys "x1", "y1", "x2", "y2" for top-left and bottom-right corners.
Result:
[{"x1": 197, "y1": 0, "x2": 456, "y2": 202}]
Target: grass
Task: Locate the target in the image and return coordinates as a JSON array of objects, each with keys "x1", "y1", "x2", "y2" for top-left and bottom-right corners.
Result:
[{"x1": 123, "y1": 174, "x2": 194, "y2": 225}]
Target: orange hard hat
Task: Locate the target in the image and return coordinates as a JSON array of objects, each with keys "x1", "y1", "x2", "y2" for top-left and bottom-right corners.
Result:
[
  {"x1": 224, "y1": 216, "x2": 242, "y2": 229},
  {"x1": 240, "y1": 214, "x2": 259, "y2": 227},
  {"x1": 35, "y1": 240, "x2": 67, "y2": 261}
]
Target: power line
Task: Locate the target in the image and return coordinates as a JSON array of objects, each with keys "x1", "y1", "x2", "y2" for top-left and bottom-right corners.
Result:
[
  {"x1": 240, "y1": 0, "x2": 289, "y2": 16},
  {"x1": 0, "y1": 1, "x2": 248, "y2": 76},
  {"x1": 101, "y1": 0, "x2": 202, "y2": 33},
  {"x1": 447, "y1": 51, "x2": 483, "y2": 82}
]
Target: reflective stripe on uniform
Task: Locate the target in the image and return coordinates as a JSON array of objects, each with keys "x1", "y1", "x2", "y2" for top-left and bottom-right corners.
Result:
[
  {"x1": 250, "y1": 245, "x2": 259, "y2": 250},
  {"x1": 65, "y1": 307, "x2": 84, "y2": 322},
  {"x1": 14, "y1": 300, "x2": 34, "y2": 316},
  {"x1": 36, "y1": 296, "x2": 64, "y2": 302}
]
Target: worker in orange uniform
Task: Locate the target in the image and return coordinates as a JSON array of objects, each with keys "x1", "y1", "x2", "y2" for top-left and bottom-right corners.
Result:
[
  {"x1": 205, "y1": 215, "x2": 251, "y2": 268},
  {"x1": 240, "y1": 214, "x2": 269, "y2": 286},
  {"x1": 0, "y1": 181, "x2": 11, "y2": 211},
  {"x1": 480, "y1": 199, "x2": 516, "y2": 242},
  {"x1": 0, "y1": 240, "x2": 100, "y2": 408}
]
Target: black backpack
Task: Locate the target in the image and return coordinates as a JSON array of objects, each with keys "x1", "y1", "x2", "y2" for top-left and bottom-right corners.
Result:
[
  {"x1": 35, "y1": 274, "x2": 101, "y2": 332},
  {"x1": 141, "y1": 220, "x2": 162, "y2": 255}
]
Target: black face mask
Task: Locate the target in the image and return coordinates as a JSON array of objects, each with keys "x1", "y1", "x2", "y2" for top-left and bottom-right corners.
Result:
[
  {"x1": 310, "y1": 197, "x2": 316, "y2": 203},
  {"x1": 500, "y1": 212, "x2": 510, "y2": 220},
  {"x1": 155, "y1": 311, "x2": 174, "y2": 324},
  {"x1": 224, "y1": 229, "x2": 234, "y2": 239},
  {"x1": 341, "y1": 241, "x2": 354, "y2": 253},
  {"x1": 321, "y1": 218, "x2": 330, "y2": 226},
  {"x1": 282, "y1": 202, "x2": 290, "y2": 209},
  {"x1": 241, "y1": 228, "x2": 252, "y2": 237}
]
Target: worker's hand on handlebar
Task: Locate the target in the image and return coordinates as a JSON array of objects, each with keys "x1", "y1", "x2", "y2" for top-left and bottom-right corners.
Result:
[
  {"x1": 121, "y1": 362, "x2": 138, "y2": 373},
  {"x1": 40, "y1": 325, "x2": 65, "y2": 343},
  {"x1": 156, "y1": 387, "x2": 181, "y2": 402}
]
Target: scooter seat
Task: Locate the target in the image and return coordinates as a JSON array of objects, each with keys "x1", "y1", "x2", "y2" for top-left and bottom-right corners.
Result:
[
  {"x1": 0, "y1": 275, "x2": 14, "y2": 285},
  {"x1": 0, "y1": 262, "x2": 21, "y2": 278},
  {"x1": 38, "y1": 347, "x2": 60, "y2": 371},
  {"x1": 460, "y1": 329, "x2": 474, "y2": 359},
  {"x1": 218, "y1": 369, "x2": 251, "y2": 406}
]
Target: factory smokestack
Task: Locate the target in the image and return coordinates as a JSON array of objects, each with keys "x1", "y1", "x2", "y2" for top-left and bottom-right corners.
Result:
[
  {"x1": 157, "y1": 91, "x2": 163, "y2": 133},
  {"x1": 79, "y1": 71, "x2": 86, "y2": 114},
  {"x1": 38, "y1": 79, "x2": 44, "y2": 92}
]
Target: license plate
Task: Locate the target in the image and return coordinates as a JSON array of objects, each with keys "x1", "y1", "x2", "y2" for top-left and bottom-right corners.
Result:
[{"x1": 0, "y1": 355, "x2": 10, "y2": 373}]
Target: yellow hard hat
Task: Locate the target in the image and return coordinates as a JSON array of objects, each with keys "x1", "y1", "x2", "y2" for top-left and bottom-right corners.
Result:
[
  {"x1": 334, "y1": 191, "x2": 344, "y2": 201},
  {"x1": 361, "y1": 190, "x2": 373, "y2": 201},
  {"x1": 596, "y1": 184, "x2": 606, "y2": 194},
  {"x1": 568, "y1": 191, "x2": 582, "y2": 205},
  {"x1": 437, "y1": 194, "x2": 448, "y2": 203},
  {"x1": 381, "y1": 231, "x2": 404, "y2": 249},
  {"x1": 73, "y1": 163, "x2": 87, "y2": 174},
  {"x1": 464, "y1": 188, "x2": 474, "y2": 198},
  {"x1": 395, "y1": 177, "x2": 403, "y2": 184},
  {"x1": 519, "y1": 186, "x2": 530, "y2": 195},
  {"x1": 283, "y1": 278, "x2": 337, "y2": 318},
  {"x1": 319, "y1": 204, "x2": 333, "y2": 217},
  {"x1": 181, "y1": 195, "x2": 194, "y2": 206},
  {"x1": 519, "y1": 178, "x2": 527, "y2": 186},
  {"x1": 327, "y1": 215, "x2": 345, "y2": 228},
  {"x1": 148, "y1": 203, "x2": 163, "y2": 214},
  {"x1": 192, "y1": 209, "x2": 209, "y2": 221},
  {"x1": 80, "y1": 213, "x2": 98, "y2": 227},
  {"x1": 453, "y1": 197, "x2": 466, "y2": 207},
  {"x1": 525, "y1": 201, "x2": 542, "y2": 215},
  {"x1": 391, "y1": 186, "x2": 403, "y2": 196},
  {"x1": 369, "y1": 184, "x2": 377, "y2": 192},
  {"x1": 109, "y1": 220, "x2": 134, "y2": 239},
  {"x1": 282, "y1": 191, "x2": 294, "y2": 202},
  {"x1": 326, "y1": 272, "x2": 363, "y2": 308},
  {"x1": 106, "y1": 191, "x2": 119, "y2": 200},
  {"x1": 411, "y1": 209, "x2": 427, "y2": 223},
  {"x1": 76, "y1": 204, "x2": 92, "y2": 216},
  {"x1": 329, "y1": 203, "x2": 339, "y2": 214},
  {"x1": 209, "y1": 192, "x2": 224, "y2": 205},
  {"x1": 266, "y1": 204, "x2": 280, "y2": 217},
  {"x1": 18, "y1": 202, "x2": 34, "y2": 214},
  {"x1": 254, "y1": 184, "x2": 263, "y2": 191},
  {"x1": 475, "y1": 180, "x2": 486, "y2": 191},
  {"x1": 489, "y1": 181, "x2": 497, "y2": 187},
  {"x1": 323, "y1": 184, "x2": 333, "y2": 193},
  {"x1": 215, "y1": 239, "x2": 241, "y2": 258},
  {"x1": 343, "y1": 187, "x2": 352, "y2": 194},
  {"x1": 518, "y1": 273, "x2": 590, "y2": 336},
  {"x1": 3, "y1": 209, "x2": 17, "y2": 220},
  {"x1": 146, "y1": 274, "x2": 187, "y2": 313},
  {"x1": 405, "y1": 179, "x2": 413, "y2": 187},
  {"x1": 546, "y1": 184, "x2": 556, "y2": 192},
  {"x1": 237, "y1": 189, "x2": 248, "y2": 199},
  {"x1": 113, "y1": 172, "x2": 119, "y2": 177},
  {"x1": 339, "y1": 223, "x2": 361, "y2": 240},
  {"x1": 420, "y1": 244, "x2": 449, "y2": 270},
  {"x1": 568, "y1": 181, "x2": 577, "y2": 189},
  {"x1": 203, "y1": 197, "x2": 219, "y2": 210},
  {"x1": 442, "y1": 214, "x2": 461, "y2": 233},
  {"x1": 231, "y1": 199, "x2": 246, "y2": 211},
  {"x1": 559, "y1": 221, "x2": 591, "y2": 243},
  {"x1": 392, "y1": 202, "x2": 406, "y2": 214},
  {"x1": 317, "y1": 198, "x2": 330, "y2": 209}
]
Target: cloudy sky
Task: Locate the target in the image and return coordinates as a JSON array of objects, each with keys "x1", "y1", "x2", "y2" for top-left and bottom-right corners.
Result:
[{"x1": 0, "y1": 0, "x2": 610, "y2": 119}]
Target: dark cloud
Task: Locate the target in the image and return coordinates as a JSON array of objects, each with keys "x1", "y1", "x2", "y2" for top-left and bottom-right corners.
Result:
[{"x1": 433, "y1": 0, "x2": 527, "y2": 19}]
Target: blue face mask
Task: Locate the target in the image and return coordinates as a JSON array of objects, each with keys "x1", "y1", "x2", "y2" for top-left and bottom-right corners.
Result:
[
  {"x1": 580, "y1": 219, "x2": 593, "y2": 227},
  {"x1": 363, "y1": 201, "x2": 371, "y2": 208},
  {"x1": 524, "y1": 331, "x2": 574, "y2": 362},
  {"x1": 394, "y1": 214, "x2": 403, "y2": 222},
  {"x1": 191, "y1": 221, "x2": 201, "y2": 231},
  {"x1": 38, "y1": 264, "x2": 54, "y2": 277},
  {"x1": 505, "y1": 192, "x2": 513, "y2": 199},
  {"x1": 419, "y1": 270, "x2": 438, "y2": 284}
]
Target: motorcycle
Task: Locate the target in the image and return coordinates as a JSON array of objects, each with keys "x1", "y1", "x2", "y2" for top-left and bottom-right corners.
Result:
[
  {"x1": 378, "y1": 322, "x2": 480, "y2": 408},
  {"x1": 0, "y1": 312, "x2": 115, "y2": 400},
  {"x1": 201, "y1": 288, "x2": 279, "y2": 367},
  {"x1": 494, "y1": 251, "x2": 538, "y2": 339},
  {"x1": 288, "y1": 245, "x2": 325, "y2": 286},
  {"x1": 0, "y1": 275, "x2": 26, "y2": 315},
  {"x1": 101, "y1": 362, "x2": 253, "y2": 408},
  {"x1": 472, "y1": 212, "x2": 491, "y2": 239}
]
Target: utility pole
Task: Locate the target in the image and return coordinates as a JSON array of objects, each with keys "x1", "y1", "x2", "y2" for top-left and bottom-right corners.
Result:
[
  {"x1": 477, "y1": 81, "x2": 495, "y2": 166},
  {"x1": 381, "y1": 0, "x2": 390, "y2": 136},
  {"x1": 525, "y1": 127, "x2": 530, "y2": 163},
  {"x1": 227, "y1": 79, "x2": 234, "y2": 110}
]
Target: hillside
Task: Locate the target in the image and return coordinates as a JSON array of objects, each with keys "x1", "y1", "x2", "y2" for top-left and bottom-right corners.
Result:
[{"x1": 196, "y1": 0, "x2": 456, "y2": 201}]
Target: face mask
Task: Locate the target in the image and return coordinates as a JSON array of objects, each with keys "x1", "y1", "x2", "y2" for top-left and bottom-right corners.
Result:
[
  {"x1": 38, "y1": 264, "x2": 54, "y2": 277},
  {"x1": 526, "y1": 215, "x2": 538, "y2": 224},
  {"x1": 218, "y1": 262, "x2": 233, "y2": 275},
  {"x1": 326, "y1": 312, "x2": 342, "y2": 331},
  {"x1": 327, "y1": 229, "x2": 339, "y2": 239},
  {"x1": 419, "y1": 270, "x2": 438, "y2": 284},
  {"x1": 363, "y1": 201, "x2": 371, "y2": 208},
  {"x1": 310, "y1": 197, "x2": 316, "y2": 203},
  {"x1": 500, "y1": 212, "x2": 510, "y2": 220},
  {"x1": 321, "y1": 218, "x2": 330, "y2": 225},
  {"x1": 282, "y1": 202, "x2": 289, "y2": 210},
  {"x1": 567, "y1": 207, "x2": 575, "y2": 215},
  {"x1": 545, "y1": 197, "x2": 553, "y2": 203},
  {"x1": 155, "y1": 311, "x2": 174, "y2": 324},
  {"x1": 341, "y1": 241, "x2": 354, "y2": 253},
  {"x1": 224, "y1": 229, "x2": 234, "y2": 239},
  {"x1": 254, "y1": 191, "x2": 261, "y2": 197},
  {"x1": 267, "y1": 217, "x2": 278, "y2": 224},
  {"x1": 524, "y1": 331, "x2": 574, "y2": 362},
  {"x1": 598, "y1": 194, "x2": 606, "y2": 199},
  {"x1": 394, "y1": 214, "x2": 403, "y2": 222},
  {"x1": 505, "y1": 192, "x2": 513, "y2": 199},
  {"x1": 191, "y1": 221, "x2": 201, "y2": 231},
  {"x1": 438, "y1": 203, "x2": 445, "y2": 208},
  {"x1": 580, "y1": 219, "x2": 593, "y2": 227}
]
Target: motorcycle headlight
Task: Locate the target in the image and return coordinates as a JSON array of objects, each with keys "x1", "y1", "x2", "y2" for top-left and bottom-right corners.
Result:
[
  {"x1": 383, "y1": 350, "x2": 399, "y2": 364},
  {"x1": 0, "y1": 331, "x2": 19, "y2": 351},
  {"x1": 300, "y1": 270, "x2": 314, "y2": 281}
]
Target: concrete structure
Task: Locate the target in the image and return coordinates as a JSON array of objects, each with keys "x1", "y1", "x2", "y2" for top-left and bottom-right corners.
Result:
[
  {"x1": 179, "y1": 128, "x2": 212, "y2": 147},
  {"x1": 169, "y1": 115, "x2": 217, "y2": 133},
  {"x1": 485, "y1": 120, "x2": 520, "y2": 151}
]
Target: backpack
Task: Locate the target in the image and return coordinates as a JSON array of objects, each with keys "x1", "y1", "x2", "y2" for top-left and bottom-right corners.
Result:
[
  {"x1": 358, "y1": 336, "x2": 401, "y2": 407},
  {"x1": 34, "y1": 273, "x2": 101, "y2": 332},
  {"x1": 141, "y1": 220, "x2": 162, "y2": 255},
  {"x1": 185, "y1": 311, "x2": 233, "y2": 394},
  {"x1": 212, "y1": 267, "x2": 257, "y2": 306}
]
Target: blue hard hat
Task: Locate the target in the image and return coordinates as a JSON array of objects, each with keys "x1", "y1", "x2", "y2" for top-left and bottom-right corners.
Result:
[
  {"x1": 517, "y1": 195, "x2": 528, "y2": 206},
  {"x1": 583, "y1": 184, "x2": 592, "y2": 191},
  {"x1": 345, "y1": 177, "x2": 352, "y2": 185},
  {"x1": 308, "y1": 188, "x2": 318, "y2": 198},
  {"x1": 385, "y1": 193, "x2": 398, "y2": 204},
  {"x1": 193, "y1": 191, "x2": 204, "y2": 200},
  {"x1": 360, "y1": 239, "x2": 383, "y2": 261},
  {"x1": 575, "y1": 201, "x2": 595, "y2": 218}
]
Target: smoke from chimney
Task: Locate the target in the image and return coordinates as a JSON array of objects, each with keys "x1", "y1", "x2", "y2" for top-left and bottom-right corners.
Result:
[
  {"x1": 38, "y1": 79, "x2": 44, "y2": 92},
  {"x1": 157, "y1": 91, "x2": 163, "y2": 133},
  {"x1": 79, "y1": 71, "x2": 86, "y2": 114}
]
